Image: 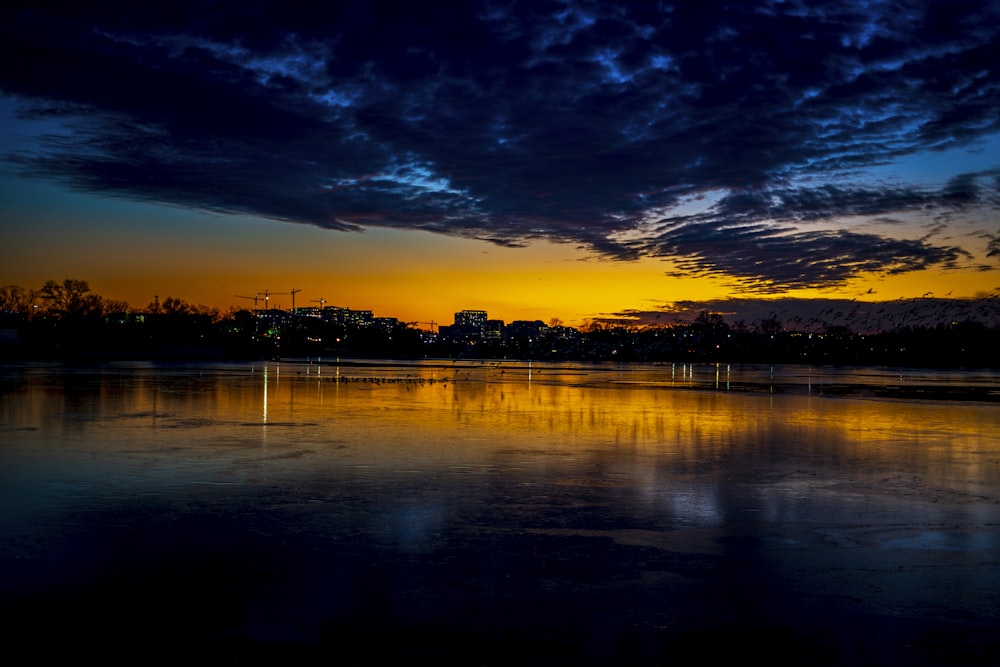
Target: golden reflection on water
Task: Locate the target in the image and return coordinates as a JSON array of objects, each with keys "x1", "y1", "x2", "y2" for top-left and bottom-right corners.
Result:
[
  {"x1": 4, "y1": 362, "x2": 998, "y2": 494},
  {"x1": 4, "y1": 360, "x2": 1000, "y2": 649}
]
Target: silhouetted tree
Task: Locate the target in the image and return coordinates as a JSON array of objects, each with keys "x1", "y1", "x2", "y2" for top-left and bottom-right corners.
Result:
[
  {"x1": 162, "y1": 296, "x2": 194, "y2": 316},
  {"x1": 692, "y1": 311, "x2": 728, "y2": 334},
  {"x1": 103, "y1": 299, "x2": 130, "y2": 316},
  {"x1": 38, "y1": 279, "x2": 102, "y2": 318},
  {"x1": 756, "y1": 315, "x2": 782, "y2": 335},
  {"x1": 0, "y1": 284, "x2": 35, "y2": 314}
]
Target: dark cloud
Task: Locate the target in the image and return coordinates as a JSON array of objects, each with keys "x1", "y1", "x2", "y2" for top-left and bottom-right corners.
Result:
[
  {"x1": 987, "y1": 233, "x2": 1000, "y2": 259},
  {"x1": 630, "y1": 179, "x2": 992, "y2": 287},
  {"x1": 3, "y1": 0, "x2": 1000, "y2": 289},
  {"x1": 649, "y1": 226, "x2": 970, "y2": 291},
  {"x1": 604, "y1": 295, "x2": 1000, "y2": 332}
]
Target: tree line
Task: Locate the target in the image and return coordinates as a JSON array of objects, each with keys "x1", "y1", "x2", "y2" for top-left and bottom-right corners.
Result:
[
  {"x1": 1, "y1": 279, "x2": 997, "y2": 367},
  {"x1": 0, "y1": 280, "x2": 221, "y2": 320},
  {"x1": 0, "y1": 279, "x2": 239, "y2": 359}
]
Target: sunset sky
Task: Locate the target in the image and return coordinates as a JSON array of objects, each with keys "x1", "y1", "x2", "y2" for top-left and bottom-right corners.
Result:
[{"x1": 2, "y1": 1, "x2": 999, "y2": 328}]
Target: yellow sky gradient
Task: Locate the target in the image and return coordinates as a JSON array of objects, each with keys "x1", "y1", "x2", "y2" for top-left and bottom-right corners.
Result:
[{"x1": 2, "y1": 176, "x2": 996, "y2": 328}]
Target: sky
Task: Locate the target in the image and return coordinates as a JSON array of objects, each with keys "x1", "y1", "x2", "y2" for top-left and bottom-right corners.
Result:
[{"x1": 2, "y1": 0, "x2": 1000, "y2": 328}]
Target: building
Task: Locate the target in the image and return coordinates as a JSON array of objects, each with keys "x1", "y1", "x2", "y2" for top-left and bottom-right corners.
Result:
[
  {"x1": 454, "y1": 310, "x2": 487, "y2": 331},
  {"x1": 506, "y1": 320, "x2": 547, "y2": 340},
  {"x1": 442, "y1": 309, "x2": 489, "y2": 344},
  {"x1": 485, "y1": 319, "x2": 505, "y2": 341},
  {"x1": 320, "y1": 307, "x2": 373, "y2": 328},
  {"x1": 372, "y1": 317, "x2": 402, "y2": 334}
]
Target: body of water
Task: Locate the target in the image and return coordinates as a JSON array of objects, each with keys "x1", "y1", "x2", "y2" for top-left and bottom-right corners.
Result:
[{"x1": 2, "y1": 360, "x2": 999, "y2": 664}]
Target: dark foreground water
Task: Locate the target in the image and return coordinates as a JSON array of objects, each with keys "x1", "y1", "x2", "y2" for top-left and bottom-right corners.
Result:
[{"x1": 2, "y1": 360, "x2": 999, "y2": 664}]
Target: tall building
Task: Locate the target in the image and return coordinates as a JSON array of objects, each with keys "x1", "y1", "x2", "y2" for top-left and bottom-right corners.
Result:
[
  {"x1": 454, "y1": 310, "x2": 487, "y2": 331},
  {"x1": 443, "y1": 309, "x2": 489, "y2": 344}
]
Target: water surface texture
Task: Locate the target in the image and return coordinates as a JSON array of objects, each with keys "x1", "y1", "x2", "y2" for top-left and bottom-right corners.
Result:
[{"x1": 2, "y1": 361, "x2": 999, "y2": 664}]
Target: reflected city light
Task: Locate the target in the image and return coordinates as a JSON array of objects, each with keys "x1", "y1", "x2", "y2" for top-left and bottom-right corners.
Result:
[{"x1": 2, "y1": 360, "x2": 999, "y2": 659}]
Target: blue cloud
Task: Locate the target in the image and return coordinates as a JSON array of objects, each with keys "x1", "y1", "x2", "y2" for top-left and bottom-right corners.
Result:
[{"x1": 2, "y1": 0, "x2": 999, "y2": 288}]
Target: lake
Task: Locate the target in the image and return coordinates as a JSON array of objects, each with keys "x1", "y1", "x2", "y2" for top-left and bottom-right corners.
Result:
[{"x1": 2, "y1": 360, "x2": 999, "y2": 664}]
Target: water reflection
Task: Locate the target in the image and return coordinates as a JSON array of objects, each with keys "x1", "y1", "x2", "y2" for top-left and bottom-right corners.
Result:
[
  {"x1": 2, "y1": 360, "x2": 999, "y2": 658},
  {"x1": 3, "y1": 360, "x2": 998, "y2": 472}
]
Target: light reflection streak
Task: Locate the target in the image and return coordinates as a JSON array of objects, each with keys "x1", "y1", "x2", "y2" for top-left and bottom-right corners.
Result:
[
  {"x1": 2, "y1": 360, "x2": 999, "y2": 648},
  {"x1": 262, "y1": 364, "x2": 268, "y2": 425},
  {"x1": 5, "y1": 361, "x2": 998, "y2": 530}
]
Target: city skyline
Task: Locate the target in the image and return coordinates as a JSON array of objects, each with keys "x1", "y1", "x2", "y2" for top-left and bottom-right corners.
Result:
[
  {"x1": 7, "y1": 276, "x2": 1000, "y2": 339},
  {"x1": 2, "y1": 2, "x2": 1000, "y2": 328}
]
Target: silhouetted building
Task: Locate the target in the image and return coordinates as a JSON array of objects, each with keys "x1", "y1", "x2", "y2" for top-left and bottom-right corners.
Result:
[
  {"x1": 454, "y1": 310, "x2": 487, "y2": 331},
  {"x1": 544, "y1": 325, "x2": 579, "y2": 341},
  {"x1": 348, "y1": 310, "x2": 374, "y2": 328},
  {"x1": 320, "y1": 307, "x2": 373, "y2": 328},
  {"x1": 507, "y1": 320, "x2": 547, "y2": 340},
  {"x1": 485, "y1": 319, "x2": 505, "y2": 341},
  {"x1": 444, "y1": 309, "x2": 489, "y2": 344},
  {"x1": 372, "y1": 317, "x2": 402, "y2": 334}
]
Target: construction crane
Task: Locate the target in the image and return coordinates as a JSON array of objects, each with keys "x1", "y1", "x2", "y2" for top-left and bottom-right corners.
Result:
[
  {"x1": 234, "y1": 294, "x2": 260, "y2": 311},
  {"x1": 288, "y1": 288, "x2": 302, "y2": 313},
  {"x1": 311, "y1": 298, "x2": 328, "y2": 309},
  {"x1": 257, "y1": 289, "x2": 288, "y2": 311},
  {"x1": 408, "y1": 320, "x2": 437, "y2": 333}
]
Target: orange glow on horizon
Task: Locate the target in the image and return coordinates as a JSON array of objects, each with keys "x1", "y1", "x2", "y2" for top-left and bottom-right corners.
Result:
[{"x1": 2, "y1": 180, "x2": 995, "y2": 328}]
